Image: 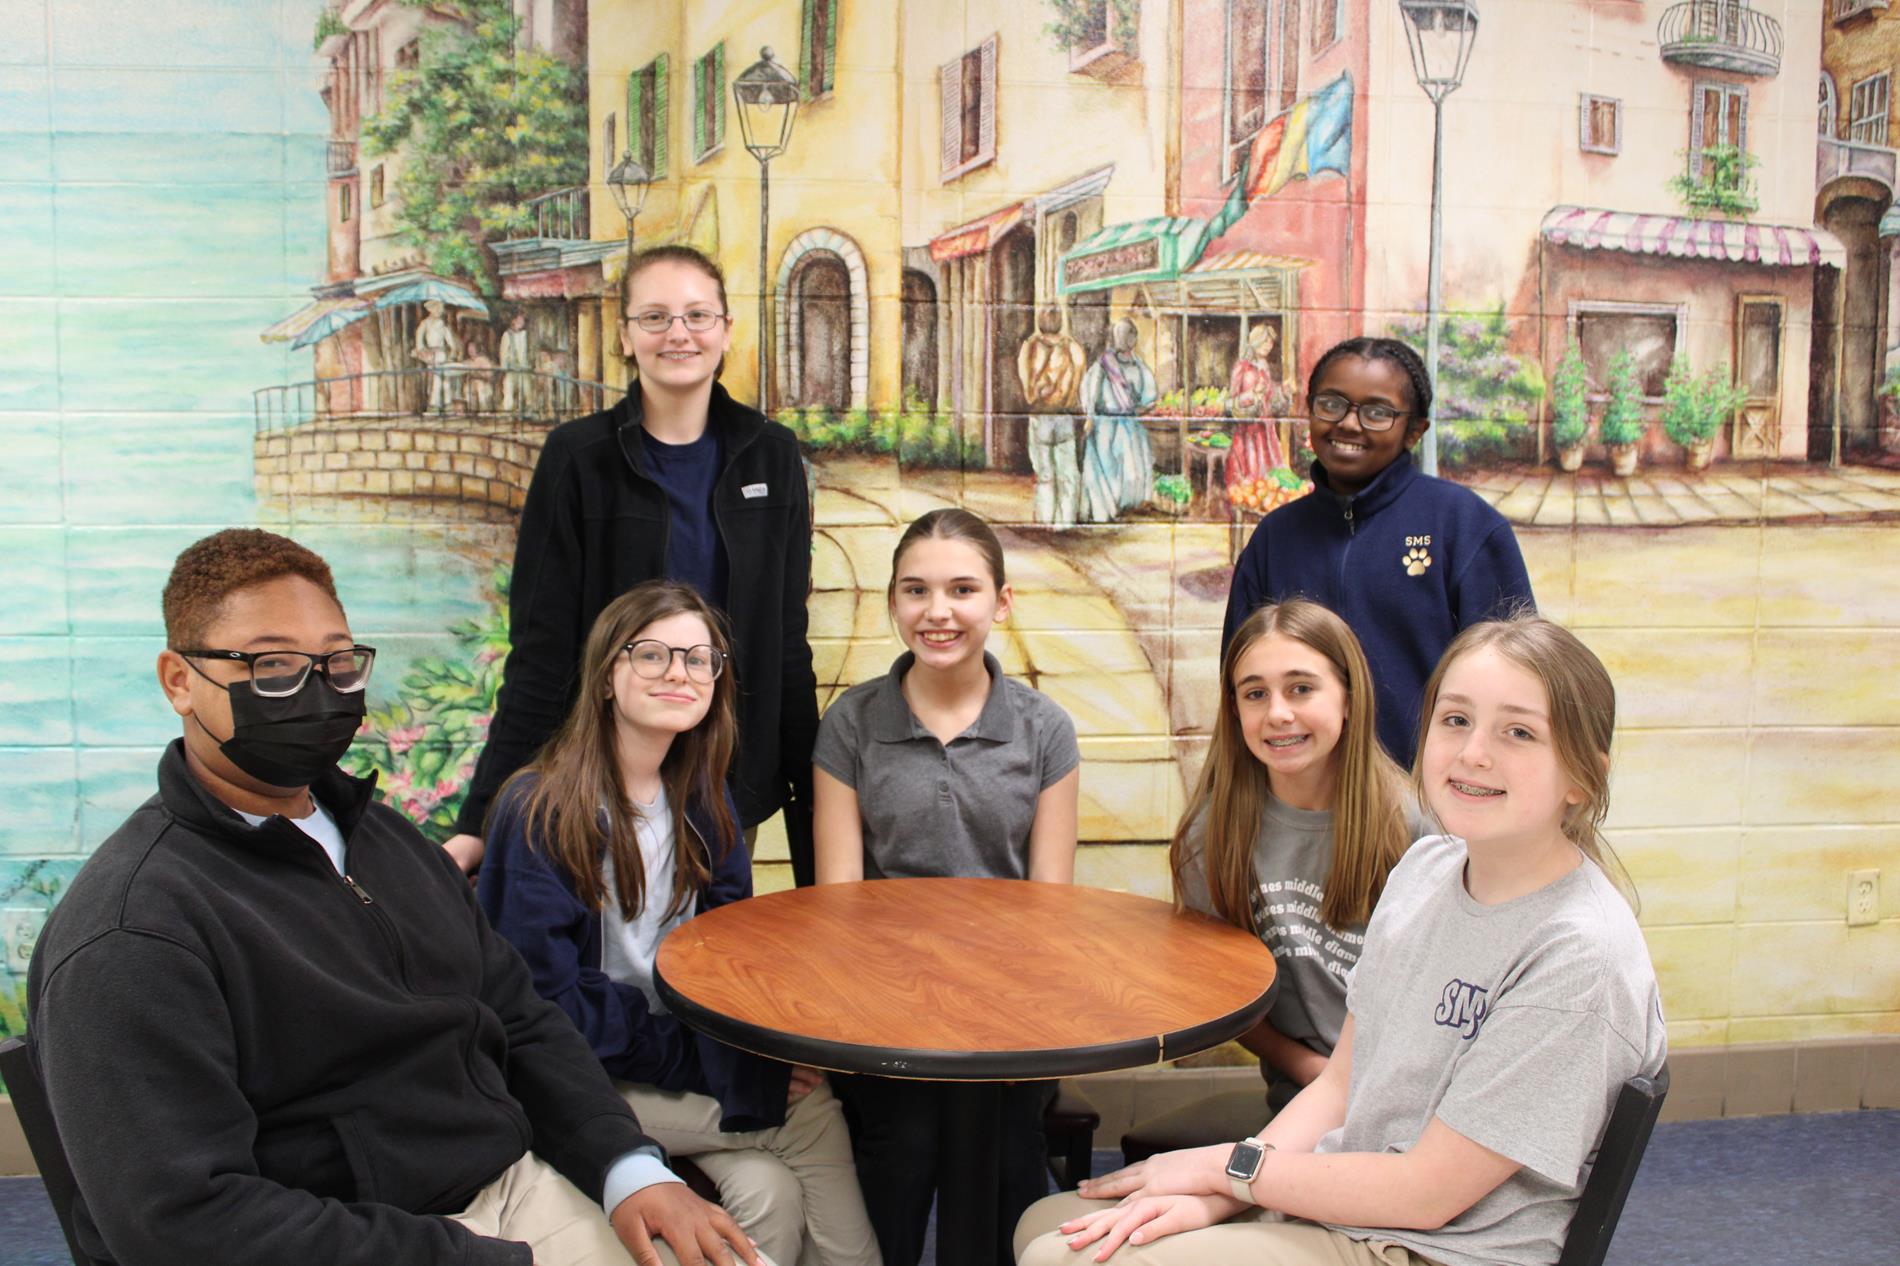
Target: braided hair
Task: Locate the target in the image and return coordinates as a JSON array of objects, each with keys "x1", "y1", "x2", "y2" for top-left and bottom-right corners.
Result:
[{"x1": 1305, "y1": 337, "x2": 1433, "y2": 424}]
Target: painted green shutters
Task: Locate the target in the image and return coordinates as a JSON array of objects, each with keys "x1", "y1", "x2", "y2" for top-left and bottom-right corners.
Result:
[
  {"x1": 627, "y1": 56, "x2": 670, "y2": 178},
  {"x1": 652, "y1": 53, "x2": 669, "y2": 179},
  {"x1": 693, "y1": 43, "x2": 726, "y2": 161},
  {"x1": 713, "y1": 43, "x2": 726, "y2": 151},
  {"x1": 801, "y1": 0, "x2": 839, "y2": 101}
]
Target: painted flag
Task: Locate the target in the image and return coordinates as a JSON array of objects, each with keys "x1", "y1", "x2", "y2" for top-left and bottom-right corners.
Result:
[{"x1": 1245, "y1": 72, "x2": 1354, "y2": 201}]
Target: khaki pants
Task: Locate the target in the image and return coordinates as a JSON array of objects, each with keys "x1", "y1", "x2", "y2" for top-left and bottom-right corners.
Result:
[
  {"x1": 621, "y1": 1079, "x2": 881, "y2": 1266},
  {"x1": 1013, "y1": 1193, "x2": 1441, "y2": 1266},
  {"x1": 450, "y1": 1150, "x2": 781, "y2": 1266}
]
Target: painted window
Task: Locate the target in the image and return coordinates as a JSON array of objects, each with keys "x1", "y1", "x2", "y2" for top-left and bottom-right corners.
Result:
[
  {"x1": 339, "y1": 183, "x2": 352, "y2": 223},
  {"x1": 802, "y1": 0, "x2": 839, "y2": 101},
  {"x1": 1579, "y1": 95, "x2": 1621, "y2": 155},
  {"x1": 1575, "y1": 303, "x2": 1680, "y2": 400},
  {"x1": 602, "y1": 112, "x2": 617, "y2": 172},
  {"x1": 1311, "y1": 0, "x2": 1345, "y2": 52},
  {"x1": 1689, "y1": 81, "x2": 1747, "y2": 178},
  {"x1": 692, "y1": 44, "x2": 726, "y2": 161},
  {"x1": 939, "y1": 35, "x2": 998, "y2": 182},
  {"x1": 628, "y1": 55, "x2": 670, "y2": 180},
  {"x1": 1820, "y1": 74, "x2": 1838, "y2": 138},
  {"x1": 1225, "y1": 0, "x2": 1300, "y2": 177},
  {"x1": 369, "y1": 165, "x2": 385, "y2": 208},
  {"x1": 1849, "y1": 72, "x2": 1890, "y2": 145}
]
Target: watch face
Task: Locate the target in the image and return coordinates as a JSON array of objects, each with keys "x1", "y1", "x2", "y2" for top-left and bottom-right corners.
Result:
[{"x1": 1225, "y1": 1139, "x2": 1266, "y2": 1181}]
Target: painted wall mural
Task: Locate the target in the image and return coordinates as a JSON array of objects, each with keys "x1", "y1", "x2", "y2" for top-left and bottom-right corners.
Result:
[{"x1": 1, "y1": 0, "x2": 1897, "y2": 1061}]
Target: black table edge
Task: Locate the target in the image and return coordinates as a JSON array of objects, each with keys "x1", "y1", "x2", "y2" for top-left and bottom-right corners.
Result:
[{"x1": 654, "y1": 968, "x2": 1277, "y2": 1081}]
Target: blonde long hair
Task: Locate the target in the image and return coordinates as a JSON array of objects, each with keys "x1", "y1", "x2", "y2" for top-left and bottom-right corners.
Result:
[
  {"x1": 1413, "y1": 614, "x2": 1637, "y2": 907},
  {"x1": 1172, "y1": 599, "x2": 1411, "y2": 931},
  {"x1": 496, "y1": 581, "x2": 739, "y2": 920}
]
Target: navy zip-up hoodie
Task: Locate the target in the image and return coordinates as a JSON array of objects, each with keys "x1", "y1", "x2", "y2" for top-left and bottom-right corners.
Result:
[
  {"x1": 478, "y1": 774, "x2": 791, "y2": 1133},
  {"x1": 1223, "y1": 452, "x2": 1534, "y2": 766}
]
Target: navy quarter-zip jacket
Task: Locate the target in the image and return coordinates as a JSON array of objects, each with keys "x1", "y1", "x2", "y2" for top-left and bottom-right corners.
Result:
[
  {"x1": 26, "y1": 741, "x2": 657, "y2": 1266},
  {"x1": 1223, "y1": 452, "x2": 1535, "y2": 766}
]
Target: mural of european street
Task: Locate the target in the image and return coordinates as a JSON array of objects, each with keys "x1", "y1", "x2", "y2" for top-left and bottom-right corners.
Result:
[{"x1": 2, "y1": 0, "x2": 1897, "y2": 1066}]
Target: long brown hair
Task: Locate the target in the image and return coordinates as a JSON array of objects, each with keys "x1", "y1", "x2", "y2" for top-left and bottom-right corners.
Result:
[
  {"x1": 1171, "y1": 599, "x2": 1411, "y2": 931},
  {"x1": 887, "y1": 508, "x2": 1007, "y2": 603},
  {"x1": 498, "y1": 581, "x2": 739, "y2": 919},
  {"x1": 1413, "y1": 614, "x2": 1637, "y2": 907}
]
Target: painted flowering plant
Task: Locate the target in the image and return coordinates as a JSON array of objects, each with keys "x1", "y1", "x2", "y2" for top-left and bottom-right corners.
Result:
[{"x1": 343, "y1": 569, "x2": 511, "y2": 833}]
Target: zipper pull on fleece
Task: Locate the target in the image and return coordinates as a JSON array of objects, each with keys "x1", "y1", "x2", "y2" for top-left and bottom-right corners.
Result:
[
  {"x1": 343, "y1": 874, "x2": 374, "y2": 905},
  {"x1": 1344, "y1": 502, "x2": 1355, "y2": 535}
]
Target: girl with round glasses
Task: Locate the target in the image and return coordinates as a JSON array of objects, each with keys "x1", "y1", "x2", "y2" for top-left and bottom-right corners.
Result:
[
  {"x1": 479, "y1": 581, "x2": 881, "y2": 1266},
  {"x1": 448, "y1": 244, "x2": 820, "y2": 892},
  {"x1": 1223, "y1": 336, "x2": 1535, "y2": 769}
]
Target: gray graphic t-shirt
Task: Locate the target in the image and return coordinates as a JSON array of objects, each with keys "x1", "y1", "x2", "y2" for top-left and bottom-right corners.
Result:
[{"x1": 1320, "y1": 834, "x2": 1666, "y2": 1266}]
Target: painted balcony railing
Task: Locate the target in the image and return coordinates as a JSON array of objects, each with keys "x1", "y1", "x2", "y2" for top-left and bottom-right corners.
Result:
[
  {"x1": 253, "y1": 367, "x2": 621, "y2": 433},
  {"x1": 505, "y1": 185, "x2": 589, "y2": 241},
  {"x1": 1658, "y1": 2, "x2": 1782, "y2": 77},
  {"x1": 1817, "y1": 136, "x2": 1899, "y2": 195},
  {"x1": 1832, "y1": 0, "x2": 1887, "y2": 23},
  {"x1": 326, "y1": 139, "x2": 357, "y2": 176}
]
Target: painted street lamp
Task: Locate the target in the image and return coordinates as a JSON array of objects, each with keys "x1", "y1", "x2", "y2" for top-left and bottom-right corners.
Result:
[
  {"x1": 732, "y1": 46, "x2": 800, "y2": 411},
  {"x1": 605, "y1": 150, "x2": 652, "y2": 257},
  {"x1": 1399, "y1": 0, "x2": 1479, "y2": 478}
]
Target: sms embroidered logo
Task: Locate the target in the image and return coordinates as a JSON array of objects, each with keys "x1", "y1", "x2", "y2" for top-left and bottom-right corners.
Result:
[{"x1": 1434, "y1": 978, "x2": 1490, "y2": 1040}]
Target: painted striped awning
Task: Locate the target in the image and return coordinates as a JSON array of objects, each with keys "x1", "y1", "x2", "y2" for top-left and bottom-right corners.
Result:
[
  {"x1": 1186, "y1": 250, "x2": 1315, "y2": 274},
  {"x1": 1540, "y1": 206, "x2": 1844, "y2": 268},
  {"x1": 929, "y1": 203, "x2": 1025, "y2": 262}
]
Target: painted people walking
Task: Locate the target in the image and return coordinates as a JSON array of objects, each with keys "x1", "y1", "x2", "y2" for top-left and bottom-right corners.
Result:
[
  {"x1": 479, "y1": 582, "x2": 880, "y2": 1266},
  {"x1": 813, "y1": 509, "x2": 1081, "y2": 1266},
  {"x1": 1017, "y1": 308, "x2": 1087, "y2": 529},
  {"x1": 1079, "y1": 318, "x2": 1158, "y2": 523},
  {"x1": 1224, "y1": 322, "x2": 1294, "y2": 491},
  {"x1": 1224, "y1": 337, "x2": 1534, "y2": 767},
  {"x1": 446, "y1": 245, "x2": 819, "y2": 881},
  {"x1": 1016, "y1": 614, "x2": 1666, "y2": 1266}
]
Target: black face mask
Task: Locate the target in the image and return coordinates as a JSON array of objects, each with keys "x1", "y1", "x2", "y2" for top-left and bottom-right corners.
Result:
[{"x1": 192, "y1": 672, "x2": 367, "y2": 790}]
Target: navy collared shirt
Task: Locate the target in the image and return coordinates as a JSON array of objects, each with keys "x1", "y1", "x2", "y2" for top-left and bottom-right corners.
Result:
[{"x1": 642, "y1": 424, "x2": 728, "y2": 605}]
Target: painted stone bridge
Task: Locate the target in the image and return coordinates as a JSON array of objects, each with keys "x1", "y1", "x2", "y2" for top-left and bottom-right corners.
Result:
[{"x1": 253, "y1": 417, "x2": 549, "y2": 515}]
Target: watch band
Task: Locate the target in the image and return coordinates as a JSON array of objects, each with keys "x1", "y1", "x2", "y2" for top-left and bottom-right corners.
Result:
[{"x1": 1225, "y1": 1137, "x2": 1273, "y2": 1203}]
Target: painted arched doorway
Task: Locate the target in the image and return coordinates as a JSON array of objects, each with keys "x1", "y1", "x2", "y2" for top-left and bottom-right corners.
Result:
[{"x1": 775, "y1": 228, "x2": 870, "y2": 412}]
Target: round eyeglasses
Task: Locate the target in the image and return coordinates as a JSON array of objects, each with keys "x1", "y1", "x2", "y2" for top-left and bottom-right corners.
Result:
[
  {"x1": 622, "y1": 639, "x2": 726, "y2": 684},
  {"x1": 629, "y1": 309, "x2": 728, "y2": 334},
  {"x1": 1309, "y1": 392, "x2": 1409, "y2": 433},
  {"x1": 176, "y1": 646, "x2": 376, "y2": 697}
]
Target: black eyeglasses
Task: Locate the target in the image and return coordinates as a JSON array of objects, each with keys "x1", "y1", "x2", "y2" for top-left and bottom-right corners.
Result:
[
  {"x1": 629, "y1": 309, "x2": 728, "y2": 334},
  {"x1": 176, "y1": 646, "x2": 377, "y2": 697},
  {"x1": 1309, "y1": 392, "x2": 1409, "y2": 432},
  {"x1": 622, "y1": 640, "x2": 726, "y2": 684}
]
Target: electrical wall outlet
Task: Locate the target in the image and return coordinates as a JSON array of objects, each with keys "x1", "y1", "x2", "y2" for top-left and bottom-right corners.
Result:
[
  {"x1": 2, "y1": 907, "x2": 46, "y2": 973},
  {"x1": 1847, "y1": 870, "x2": 1880, "y2": 928}
]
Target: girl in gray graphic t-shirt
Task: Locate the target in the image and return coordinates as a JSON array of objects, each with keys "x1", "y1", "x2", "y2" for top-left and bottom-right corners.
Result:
[
  {"x1": 1169, "y1": 599, "x2": 1420, "y2": 1098},
  {"x1": 1019, "y1": 615, "x2": 1667, "y2": 1266}
]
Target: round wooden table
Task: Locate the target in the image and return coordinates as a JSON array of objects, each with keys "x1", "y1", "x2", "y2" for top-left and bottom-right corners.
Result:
[{"x1": 654, "y1": 877, "x2": 1277, "y2": 1079}]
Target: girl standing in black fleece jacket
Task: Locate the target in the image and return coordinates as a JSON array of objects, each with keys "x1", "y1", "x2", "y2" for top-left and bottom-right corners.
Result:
[{"x1": 447, "y1": 246, "x2": 819, "y2": 876}]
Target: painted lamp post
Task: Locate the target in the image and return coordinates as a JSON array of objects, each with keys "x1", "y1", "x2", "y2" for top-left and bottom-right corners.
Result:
[
  {"x1": 732, "y1": 46, "x2": 800, "y2": 412},
  {"x1": 605, "y1": 151, "x2": 653, "y2": 257},
  {"x1": 1398, "y1": 0, "x2": 1479, "y2": 478}
]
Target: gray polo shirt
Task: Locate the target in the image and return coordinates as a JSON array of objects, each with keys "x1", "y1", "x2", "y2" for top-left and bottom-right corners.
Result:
[{"x1": 813, "y1": 651, "x2": 1081, "y2": 880}]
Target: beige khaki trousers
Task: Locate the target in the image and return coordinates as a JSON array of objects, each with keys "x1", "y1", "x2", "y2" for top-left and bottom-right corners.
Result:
[
  {"x1": 1014, "y1": 1193, "x2": 1441, "y2": 1266},
  {"x1": 619, "y1": 1079, "x2": 881, "y2": 1266},
  {"x1": 450, "y1": 1149, "x2": 781, "y2": 1266}
]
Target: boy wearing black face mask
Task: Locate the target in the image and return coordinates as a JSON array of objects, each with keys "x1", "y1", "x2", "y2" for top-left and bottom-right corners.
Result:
[{"x1": 25, "y1": 529, "x2": 767, "y2": 1266}]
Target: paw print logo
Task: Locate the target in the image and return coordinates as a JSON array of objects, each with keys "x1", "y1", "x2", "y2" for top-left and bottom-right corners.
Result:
[{"x1": 1403, "y1": 547, "x2": 1432, "y2": 577}]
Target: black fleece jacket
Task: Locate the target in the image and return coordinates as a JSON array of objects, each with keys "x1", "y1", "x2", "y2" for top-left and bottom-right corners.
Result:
[
  {"x1": 26, "y1": 742, "x2": 657, "y2": 1266},
  {"x1": 456, "y1": 383, "x2": 818, "y2": 835}
]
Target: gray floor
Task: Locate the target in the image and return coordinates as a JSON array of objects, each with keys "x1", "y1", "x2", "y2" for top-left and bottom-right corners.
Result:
[{"x1": 5, "y1": 1110, "x2": 1896, "y2": 1265}]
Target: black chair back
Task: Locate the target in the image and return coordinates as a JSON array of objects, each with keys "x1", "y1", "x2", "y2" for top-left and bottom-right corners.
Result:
[
  {"x1": 1, "y1": 1035, "x2": 109, "y2": 1266},
  {"x1": 1557, "y1": 1065, "x2": 1670, "y2": 1266}
]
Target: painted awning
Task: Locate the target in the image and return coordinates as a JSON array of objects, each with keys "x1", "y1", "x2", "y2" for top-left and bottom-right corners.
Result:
[
  {"x1": 1057, "y1": 216, "x2": 1211, "y2": 296},
  {"x1": 1540, "y1": 206, "x2": 1844, "y2": 268},
  {"x1": 369, "y1": 274, "x2": 491, "y2": 315},
  {"x1": 1185, "y1": 250, "x2": 1314, "y2": 275},
  {"x1": 929, "y1": 203, "x2": 1025, "y2": 262},
  {"x1": 260, "y1": 296, "x2": 366, "y2": 344}
]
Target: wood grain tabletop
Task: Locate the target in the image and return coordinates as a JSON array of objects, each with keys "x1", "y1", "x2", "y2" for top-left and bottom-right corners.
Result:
[{"x1": 654, "y1": 877, "x2": 1278, "y2": 1079}]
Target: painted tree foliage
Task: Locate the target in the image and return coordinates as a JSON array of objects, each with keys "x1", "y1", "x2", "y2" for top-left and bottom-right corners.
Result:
[{"x1": 357, "y1": 0, "x2": 588, "y2": 295}]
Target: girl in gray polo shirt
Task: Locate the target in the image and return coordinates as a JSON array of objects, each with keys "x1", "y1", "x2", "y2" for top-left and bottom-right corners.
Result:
[
  {"x1": 1017, "y1": 615, "x2": 1666, "y2": 1266},
  {"x1": 814, "y1": 509, "x2": 1081, "y2": 1266}
]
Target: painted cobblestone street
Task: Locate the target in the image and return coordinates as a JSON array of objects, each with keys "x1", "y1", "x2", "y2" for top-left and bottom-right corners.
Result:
[{"x1": 1466, "y1": 464, "x2": 1900, "y2": 527}]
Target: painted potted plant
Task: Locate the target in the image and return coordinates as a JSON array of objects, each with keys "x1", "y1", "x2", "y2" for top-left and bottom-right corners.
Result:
[
  {"x1": 1551, "y1": 342, "x2": 1589, "y2": 472},
  {"x1": 1662, "y1": 360, "x2": 1745, "y2": 472},
  {"x1": 1598, "y1": 351, "x2": 1645, "y2": 477}
]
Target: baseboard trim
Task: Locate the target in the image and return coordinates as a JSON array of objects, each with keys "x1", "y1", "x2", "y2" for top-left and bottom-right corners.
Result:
[{"x1": 3, "y1": 1037, "x2": 1895, "y2": 1178}]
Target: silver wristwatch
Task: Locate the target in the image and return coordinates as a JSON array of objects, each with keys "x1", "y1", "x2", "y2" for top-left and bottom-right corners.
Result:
[{"x1": 1223, "y1": 1136, "x2": 1273, "y2": 1203}]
